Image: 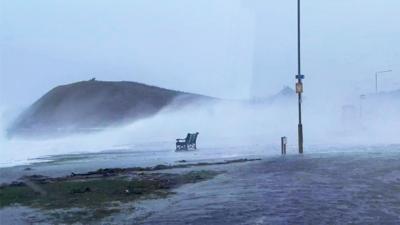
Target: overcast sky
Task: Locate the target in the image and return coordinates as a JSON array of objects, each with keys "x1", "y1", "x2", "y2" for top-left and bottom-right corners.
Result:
[{"x1": 0, "y1": 0, "x2": 399, "y2": 107}]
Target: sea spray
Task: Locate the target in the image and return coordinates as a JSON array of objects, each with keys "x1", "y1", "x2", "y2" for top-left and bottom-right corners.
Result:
[{"x1": 0, "y1": 94, "x2": 399, "y2": 168}]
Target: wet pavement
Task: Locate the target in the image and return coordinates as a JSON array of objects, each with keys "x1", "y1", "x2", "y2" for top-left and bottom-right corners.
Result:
[
  {"x1": 1, "y1": 146, "x2": 400, "y2": 224},
  {"x1": 120, "y1": 149, "x2": 400, "y2": 225}
]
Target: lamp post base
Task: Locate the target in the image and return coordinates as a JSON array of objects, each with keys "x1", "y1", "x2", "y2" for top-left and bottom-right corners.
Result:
[{"x1": 298, "y1": 124, "x2": 303, "y2": 154}]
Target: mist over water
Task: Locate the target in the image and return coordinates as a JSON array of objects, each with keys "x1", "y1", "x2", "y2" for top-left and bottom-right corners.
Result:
[{"x1": 1, "y1": 92, "x2": 399, "y2": 168}]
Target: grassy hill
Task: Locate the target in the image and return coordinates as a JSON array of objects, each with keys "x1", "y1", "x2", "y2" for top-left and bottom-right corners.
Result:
[{"x1": 9, "y1": 80, "x2": 214, "y2": 136}]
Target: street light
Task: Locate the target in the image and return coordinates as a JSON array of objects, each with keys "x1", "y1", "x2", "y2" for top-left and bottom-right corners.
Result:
[
  {"x1": 295, "y1": 0, "x2": 304, "y2": 154},
  {"x1": 375, "y1": 70, "x2": 392, "y2": 93}
]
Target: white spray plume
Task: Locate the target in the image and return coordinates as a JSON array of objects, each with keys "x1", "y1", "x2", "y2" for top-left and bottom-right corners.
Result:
[{"x1": 1, "y1": 92, "x2": 399, "y2": 168}]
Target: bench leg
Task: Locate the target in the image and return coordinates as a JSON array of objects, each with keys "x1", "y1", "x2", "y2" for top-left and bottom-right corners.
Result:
[{"x1": 176, "y1": 144, "x2": 193, "y2": 151}]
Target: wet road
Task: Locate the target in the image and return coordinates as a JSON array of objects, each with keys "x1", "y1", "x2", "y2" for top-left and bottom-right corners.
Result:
[
  {"x1": 1, "y1": 146, "x2": 400, "y2": 224},
  {"x1": 118, "y1": 150, "x2": 400, "y2": 225}
]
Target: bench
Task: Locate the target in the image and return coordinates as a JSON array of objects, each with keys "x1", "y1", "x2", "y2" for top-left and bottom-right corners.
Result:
[{"x1": 176, "y1": 132, "x2": 199, "y2": 151}]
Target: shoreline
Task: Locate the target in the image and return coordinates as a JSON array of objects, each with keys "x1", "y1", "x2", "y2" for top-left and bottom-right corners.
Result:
[{"x1": 0, "y1": 145, "x2": 268, "y2": 185}]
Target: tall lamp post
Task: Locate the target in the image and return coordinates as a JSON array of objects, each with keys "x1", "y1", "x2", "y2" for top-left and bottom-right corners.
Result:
[
  {"x1": 295, "y1": 0, "x2": 305, "y2": 154},
  {"x1": 375, "y1": 70, "x2": 392, "y2": 93}
]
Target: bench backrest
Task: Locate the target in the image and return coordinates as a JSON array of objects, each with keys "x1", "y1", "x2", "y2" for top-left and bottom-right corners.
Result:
[
  {"x1": 187, "y1": 132, "x2": 199, "y2": 144},
  {"x1": 184, "y1": 133, "x2": 191, "y2": 142}
]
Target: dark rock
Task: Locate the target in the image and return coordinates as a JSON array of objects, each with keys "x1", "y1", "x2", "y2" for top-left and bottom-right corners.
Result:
[{"x1": 153, "y1": 165, "x2": 170, "y2": 170}]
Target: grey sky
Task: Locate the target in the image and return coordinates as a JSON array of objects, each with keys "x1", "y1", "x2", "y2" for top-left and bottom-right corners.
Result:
[{"x1": 1, "y1": 0, "x2": 399, "y2": 107}]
